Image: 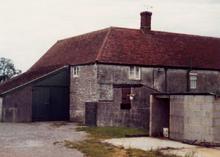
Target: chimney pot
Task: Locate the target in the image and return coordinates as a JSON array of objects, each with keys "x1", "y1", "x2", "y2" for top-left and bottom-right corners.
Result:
[{"x1": 140, "y1": 11, "x2": 152, "y2": 31}]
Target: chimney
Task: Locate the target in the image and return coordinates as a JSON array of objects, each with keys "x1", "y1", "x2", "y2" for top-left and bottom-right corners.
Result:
[{"x1": 140, "y1": 11, "x2": 152, "y2": 31}]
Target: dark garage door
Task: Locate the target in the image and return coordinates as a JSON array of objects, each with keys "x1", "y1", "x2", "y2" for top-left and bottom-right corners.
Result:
[
  {"x1": 32, "y1": 68, "x2": 69, "y2": 121},
  {"x1": 32, "y1": 86, "x2": 69, "y2": 121}
]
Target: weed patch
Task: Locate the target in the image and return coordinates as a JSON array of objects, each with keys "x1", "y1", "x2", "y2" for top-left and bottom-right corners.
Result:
[
  {"x1": 63, "y1": 126, "x2": 180, "y2": 157},
  {"x1": 76, "y1": 126, "x2": 147, "y2": 139}
]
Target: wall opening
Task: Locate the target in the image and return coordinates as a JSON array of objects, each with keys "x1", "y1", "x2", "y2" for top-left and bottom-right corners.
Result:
[
  {"x1": 150, "y1": 95, "x2": 170, "y2": 137},
  {"x1": 32, "y1": 68, "x2": 70, "y2": 121},
  {"x1": 121, "y1": 87, "x2": 131, "y2": 110},
  {"x1": 85, "y1": 102, "x2": 97, "y2": 126}
]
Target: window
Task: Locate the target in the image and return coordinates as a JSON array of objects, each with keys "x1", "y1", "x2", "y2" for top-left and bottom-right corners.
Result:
[
  {"x1": 73, "y1": 66, "x2": 80, "y2": 77},
  {"x1": 190, "y1": 72, "x2": 197, "y2": 89},
  {"x1": 120, "y1": 87, "x2": 131, "y2": 110},
  {"x1": 129, "y1": 66, "x2": 141, "y2": 80}
]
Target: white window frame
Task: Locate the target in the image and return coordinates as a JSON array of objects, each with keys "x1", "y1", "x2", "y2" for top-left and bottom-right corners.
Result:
[
  {"x1": 72, "y1": 66, "x2": 80, "y2": 78},
  {"x1": 189, "y1": 72, "x2": 197, "y2": 89},
  {"x1": 129, "y1": 66, "x2": 141, "y2": 80}
]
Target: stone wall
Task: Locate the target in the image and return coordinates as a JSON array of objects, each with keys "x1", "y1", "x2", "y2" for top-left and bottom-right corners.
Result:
[
  {"x1": 97, "y1": 86, "x2": 153, "y2": 129},
  {"x1": 97, "y1": 64, "x2": 220, "y2": 94},
  {"x1": 194, "y1": 70, "x2": 220, "y2": 93},
  {"x1": 2, "y1": 85, "x2": 32, "y2": 122},
  {"x1": 167, "y1": 69, "x2": 187, "y2": 93},
  {"x1": 96, "y1": 64, "x2": 158, "y2": 129},
  {"x1": 69, "y1": 63, "x2": 220, "y2": 129},
  {"x1": 97, "y1": 65, "x2": 166, "y2": 93},
  {"x1": 69, "y1": 65, "x2": 99, "y2": 123},
  {"x1": 95, "y1": 64, "x2": 220, "y2": 129}
]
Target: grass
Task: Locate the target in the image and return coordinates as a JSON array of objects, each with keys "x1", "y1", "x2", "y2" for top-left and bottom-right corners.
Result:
[
  {"x1": 64, "y1": 139, "x2": 124, "y2": 157},
  {"x1": 60, "y1": 126, "x2": 181, "y2": 157},
  {"x1": 64, "y1": 139, "x2": 179, "y2": 157},
  {"x1": 126, "y1": 149, "x2": 179, "y2": 157},
  {"x1": 184, "y1": 151, "x2": 197, "y2": 157},
  {"x1": 76, "y1": 126, "x2": 147, "y2": 139}
]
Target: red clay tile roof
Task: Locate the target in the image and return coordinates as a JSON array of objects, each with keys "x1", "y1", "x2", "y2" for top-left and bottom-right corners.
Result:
[
  {"x1": 29, "y1": 27, "x2": 220, "y2": 71},
  {"x1": 29, "y1": 28, "x2": 110, "y2": 71},
  {"x1": 98, "y1": 27, "x2": 220, "y2": 70},
  {"x1": 1, "y1": 27, "x2": 220, "y2": 94}
]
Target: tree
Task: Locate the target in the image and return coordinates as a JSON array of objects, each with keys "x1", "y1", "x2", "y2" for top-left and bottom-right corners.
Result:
[{"x1": 0, "y1": 57, "x2": 21, "y2": 83}]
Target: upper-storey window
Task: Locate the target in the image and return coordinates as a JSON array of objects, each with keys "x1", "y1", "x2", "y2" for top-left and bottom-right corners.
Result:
[
  {"x1": 129, "y1": 66, "x2": 141, "y2": 80},
  {"x1": 189, "y1": 72, "x2": 197, "y2": 89},
  {"x1": 72, "y1": 66, "x2": 80, "y2": 77}
]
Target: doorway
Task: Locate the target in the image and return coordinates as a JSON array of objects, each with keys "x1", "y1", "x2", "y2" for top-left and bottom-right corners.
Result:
[
  {"x1": 150, "y1": 95, "x2": 170, "y2": 137},
  {"x1": 32, "y1": 86, "x2": 69, "y2": 121},
  {"x1": 32, "y1": 68, "x2": 70, "y2": 121}
]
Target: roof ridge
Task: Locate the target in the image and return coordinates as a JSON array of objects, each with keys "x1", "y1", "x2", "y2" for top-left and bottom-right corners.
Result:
[
  {"x1": 57, "y1": 27, "x2": 111, "y2": 43},
  {"x1": 110, "y1": 26, "x2": 220, "y2": 39},
  {"x1": 96, "y1": 27, "x2": 112, "y2": 61},
  {"x1": 151, "y1": 30, "x2": 220, "y2": 40},
  {"x1": 109, "y1": 26, "x2": 140, "y2": 31}
]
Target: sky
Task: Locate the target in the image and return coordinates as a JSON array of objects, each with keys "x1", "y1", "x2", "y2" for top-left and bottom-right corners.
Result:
[{"x1": 0, "y1": 0, "x2": 220, "y2": 72}]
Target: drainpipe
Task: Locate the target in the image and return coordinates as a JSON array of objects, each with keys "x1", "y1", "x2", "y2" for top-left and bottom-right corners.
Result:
[
  {"x1": 186, "y1": 70, "x2": 190, "y2": 92},
  {"x1": 164, "y1": 68, "x2": 168, "y2": 93},
  {"x1": 152, "y1": 69, "x2": 155, "y2": 89}
]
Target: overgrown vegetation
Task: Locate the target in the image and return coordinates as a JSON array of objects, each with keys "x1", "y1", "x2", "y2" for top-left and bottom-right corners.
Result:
[
  {"x1": 61, "y1": 126, "x2": 180, "y2": 157},
  {"x1": 184, "y1": 151, "x2": 197, "y2": 157},
  {"x1": 76, "y1": 126, "x2": 147, "y2": 139}
]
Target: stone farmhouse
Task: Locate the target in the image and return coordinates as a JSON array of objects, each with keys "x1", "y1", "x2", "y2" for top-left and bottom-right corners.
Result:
[{"x1": 1, "y1": 11, "x2": 220, "y2": 145}]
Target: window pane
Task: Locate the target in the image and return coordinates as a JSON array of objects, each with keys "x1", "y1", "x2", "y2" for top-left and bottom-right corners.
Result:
[
  {"x1": 190, "y1": 80, "x2": 196, "y2": 89},
  {"x1": 190, "y1": 75, "x2": 197, "y2": 81},
  {"x1": 129, "y1": 66, "x2": 141, "y2": 80},
  {"x1": 189, "y1": 73, "x2": 197, "y2": 89},
  {"x1": 130, "y1": 66, "x2": 135, "y2": 75},
  {"x1": 190, "y1": 77, "x2": 197, "y2": 89},
  {"x1": 73, "y1": 66, "x2": 79, "y2": 77}
]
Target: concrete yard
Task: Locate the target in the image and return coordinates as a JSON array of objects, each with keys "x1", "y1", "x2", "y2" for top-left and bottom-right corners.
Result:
[
  {"x1": 105, "y1": 137, "x2": 220, "y2": 157},
  {"x1": 0, "y1": 122, "x2": 86, "y2": 157}
]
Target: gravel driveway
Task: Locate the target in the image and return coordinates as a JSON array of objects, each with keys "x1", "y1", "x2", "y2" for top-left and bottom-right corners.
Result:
[{"x1": 0, "y1": 122, "x2": 86, "y2": 157}]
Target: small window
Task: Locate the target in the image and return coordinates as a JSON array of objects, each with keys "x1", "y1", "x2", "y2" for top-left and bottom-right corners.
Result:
[
  {"x1": 129, "y1": 66, "x2": 141, "y2": 80},
  {"x1": 73, "y1": 66, "x2": 80, "y2": 77},
  {"x1": 190, "y1": 72, "x2": 197, "y2": 89},
  {"x1": 121, "y1": 87, "x2": 131, "y2": 110}
]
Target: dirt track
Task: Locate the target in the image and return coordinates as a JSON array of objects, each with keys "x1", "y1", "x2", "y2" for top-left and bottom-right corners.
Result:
[{"x1": 0, "y1": 122, "x2": 86, "y2": 157}]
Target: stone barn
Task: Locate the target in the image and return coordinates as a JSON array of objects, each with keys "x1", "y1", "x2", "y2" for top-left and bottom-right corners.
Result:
[{"x1": 1, "y1": 11, "x2": 220, "y2": 144}]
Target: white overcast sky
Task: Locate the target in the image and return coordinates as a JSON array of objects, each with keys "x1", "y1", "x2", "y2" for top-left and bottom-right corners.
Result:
[{"x1": 0, "y1": 0, "x2": 220, "y2": 71}]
